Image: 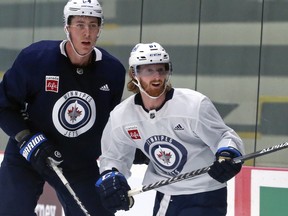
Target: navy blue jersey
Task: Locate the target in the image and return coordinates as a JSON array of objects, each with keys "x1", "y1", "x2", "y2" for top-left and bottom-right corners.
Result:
[{"x1": 0, "y1": 40, "x2": 125, "y2": 171}]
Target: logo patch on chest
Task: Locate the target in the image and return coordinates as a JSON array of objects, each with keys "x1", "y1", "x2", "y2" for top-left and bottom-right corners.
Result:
[
  {"x1": 52, "y1": 90, "x2": 96, "y2": 137},
  {"x1": 144, "y1": 135, "x2": 188, "y2": 176},
  {"x1": 126, "y1": 125, "x2": 141, "y2": 140},
  {"x1": 45, "y1": 76, "x2": 59, "y2": 93}
]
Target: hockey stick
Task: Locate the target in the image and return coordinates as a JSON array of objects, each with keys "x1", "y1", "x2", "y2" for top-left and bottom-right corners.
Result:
[
  {"x1": 128, "y1": 141, "x2": 288, "y2": 197},
  {"x1": 48, "y1": 158, "x2": 91, "y2": 216}
]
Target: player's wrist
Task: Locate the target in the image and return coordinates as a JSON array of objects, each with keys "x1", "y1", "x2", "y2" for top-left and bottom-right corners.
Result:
[
  {"x1": 15, "y1": 129, "x2": 31, "y2": 142},
  {"x1": 216, "y1": 147, "x2": 242, "y2": 160}
]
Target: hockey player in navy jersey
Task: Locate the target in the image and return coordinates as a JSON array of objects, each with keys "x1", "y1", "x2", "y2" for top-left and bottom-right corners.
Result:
[
  {"x1": 0, "y1": 0, "x2": 125, "y2": 215},
  {"x1": 95, "y1": 42, "x2": 245, "y2": 215}
]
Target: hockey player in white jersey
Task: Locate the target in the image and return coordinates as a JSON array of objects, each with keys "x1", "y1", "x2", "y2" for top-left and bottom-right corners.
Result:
[{"x1": 95, "y1": 42, "x2": 245, "y2": 216}]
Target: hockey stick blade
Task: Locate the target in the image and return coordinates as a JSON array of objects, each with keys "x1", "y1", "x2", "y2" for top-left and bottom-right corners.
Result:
[
  {"x1": 128, "y1": 141, "x2": 288, "y2": 197},
  {"x1": 48, "y1": 158, "x2": 91, "y2": 216}
]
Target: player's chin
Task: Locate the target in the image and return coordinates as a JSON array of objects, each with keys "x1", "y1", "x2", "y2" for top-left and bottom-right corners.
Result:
[
  {"x1": 78, "y1": 47, "x2": 93, "y2": 55},
  {"x1": 147, "y1": 88, "x2": 164, "y2": 97}
]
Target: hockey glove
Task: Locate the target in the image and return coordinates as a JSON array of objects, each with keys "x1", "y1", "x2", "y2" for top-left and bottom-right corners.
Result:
[
  {"x1": 18, "y1": 132, "x2": 63, "y2": 175},
  {"x1": 208, "y1": 147, "x2": 242, "y2": 183},
  {"x1": 95, "y1": 169, "x2": 134, "y2": 213}
]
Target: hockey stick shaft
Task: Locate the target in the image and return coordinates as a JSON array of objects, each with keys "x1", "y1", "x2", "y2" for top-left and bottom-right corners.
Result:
[
  {"x1": 128, "y1": 141, "x2": 288, "y2": 197},
  {"x1": 48, "y1": 158, "x2": 91, "y2": 216},
  {"x1": 232, "y1": 141, "x2": 288, "y2": 163}
]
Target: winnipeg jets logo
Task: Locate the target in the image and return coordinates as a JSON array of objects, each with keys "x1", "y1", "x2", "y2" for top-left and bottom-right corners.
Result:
[
  {"x1": 144, "y1": 135, "x2": 188, "y2": 176},
  {"x1": 67, "y1": 101, "x2": 82, "y2": 123},
  {"x1": 52, "y1": 91, "x2": 96, "y2": 138},
  {"x1": 157, "y1": 146, "x2": 172, "y2": 165}
]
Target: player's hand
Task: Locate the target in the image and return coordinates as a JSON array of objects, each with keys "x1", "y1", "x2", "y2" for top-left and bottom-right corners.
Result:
[
  {"x1": 18, "y1": 132, "x2": 63, "y2": 175},
  {"x1": 95, "y1": 169, "x2": 134, "y2": 213},
  {"x1": 208, "y1": 147, "x2": 242, "y2": 183}
]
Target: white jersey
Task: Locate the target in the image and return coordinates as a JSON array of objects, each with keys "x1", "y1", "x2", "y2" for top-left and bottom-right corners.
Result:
[{"x1": 99, "y1": 88, "x2": 244, "y2": 195}]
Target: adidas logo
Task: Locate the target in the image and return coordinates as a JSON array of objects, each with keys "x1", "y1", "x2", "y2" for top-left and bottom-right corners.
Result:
[
  {"x1": 174, "y1": 124, "x2": 184, "y2": 130},
  {"x1": 100, "y1": 84, "x2": 110, "y2": 91}
]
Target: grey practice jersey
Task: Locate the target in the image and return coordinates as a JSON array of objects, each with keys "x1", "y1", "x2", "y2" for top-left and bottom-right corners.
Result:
[{"x1": 99, "y1": 88, "x2": 244, "y2": 195}]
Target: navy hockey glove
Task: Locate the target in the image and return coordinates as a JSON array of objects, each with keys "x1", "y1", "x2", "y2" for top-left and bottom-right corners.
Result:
[
  {"x1": 18, "y1": 133, "x2": 63, "y2": 175},
  {"x1": 95, "y1": 169, "x2": 134, "y2": 213},
  {"x1": 208, "y1": 147, "x2": 242, "y2": 183}
]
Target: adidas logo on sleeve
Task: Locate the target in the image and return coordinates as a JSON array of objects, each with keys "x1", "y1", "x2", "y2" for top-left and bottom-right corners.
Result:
[
  {"x1": 99, "y1": 84, "x2": 110, "y2": 91},
  {"x1": 174, "y1": 124, "x2": 184, "y2": 130}
]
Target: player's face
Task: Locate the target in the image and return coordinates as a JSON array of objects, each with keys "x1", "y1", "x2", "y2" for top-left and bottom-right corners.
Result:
[
  {"x1": 137, "y1": 64, "x2": 169, "y2": 97},
  {"x1": 68, "y1": 16, "x2": 100, "y2": 55}
]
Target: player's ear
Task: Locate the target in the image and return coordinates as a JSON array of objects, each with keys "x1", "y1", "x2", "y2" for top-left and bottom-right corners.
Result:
[
  {"x1": 131, "y1": 68, "x2": 136, "y2": 77},
  {"x1": 64, "y1": 26, "x2": 72, "y2": 41},
  {"x1": 129, "y1": 67, "x2": 136, "y2": 79},
  {"x1": 64, "y1": 26, "x2": 69, "y2": 35}
]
